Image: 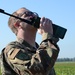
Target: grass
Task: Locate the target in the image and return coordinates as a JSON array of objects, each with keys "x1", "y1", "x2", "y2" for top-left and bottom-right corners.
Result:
[
  {"x1": 54, "y1": 62, "x2": 75, "y2": 75},
  {"x1": 0, "y1": 69, "x2": 1, "y2": 75}
]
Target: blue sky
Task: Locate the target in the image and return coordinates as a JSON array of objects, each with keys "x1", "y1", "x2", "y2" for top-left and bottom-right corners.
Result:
[{"x1": 0, "y1": 0, "x2": 75, "y2": 58}]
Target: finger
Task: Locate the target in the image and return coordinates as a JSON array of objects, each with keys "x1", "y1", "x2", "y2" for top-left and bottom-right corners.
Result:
[
  {"x1": 45, "y1": 18, "x2": 52, "y2": 25},
  {"x1": 40, "y1": 17, "x2": 45, "y2": 26},
  {"x1": 43, "y1": 19, "x2": 47, "y2": 26}
]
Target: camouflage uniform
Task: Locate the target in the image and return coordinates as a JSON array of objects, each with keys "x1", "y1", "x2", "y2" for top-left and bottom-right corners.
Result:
[{"x1": 1, "y1": 33, "x2": 59, "y2": 75}]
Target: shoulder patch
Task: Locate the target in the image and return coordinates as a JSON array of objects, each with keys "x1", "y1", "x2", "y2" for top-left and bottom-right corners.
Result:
[{"x1": 16, "y1": 50, "x2": 30, "y2": 60}]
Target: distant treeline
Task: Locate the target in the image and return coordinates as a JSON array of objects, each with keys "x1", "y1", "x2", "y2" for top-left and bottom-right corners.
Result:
[{"x1": 56, "y1": 57, "x2": 75, "y2": 62}]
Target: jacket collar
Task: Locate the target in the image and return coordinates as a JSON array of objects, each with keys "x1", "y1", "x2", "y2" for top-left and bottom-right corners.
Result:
[{"x1": 16, "y1": 38, "x2": 39, "y2": 52}]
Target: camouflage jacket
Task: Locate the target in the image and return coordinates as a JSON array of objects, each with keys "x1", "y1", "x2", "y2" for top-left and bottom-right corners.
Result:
[{"x1": 1, "y1": 37, "x2": 59, "y2": 75}]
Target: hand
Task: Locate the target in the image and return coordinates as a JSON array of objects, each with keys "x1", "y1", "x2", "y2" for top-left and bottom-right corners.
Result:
[{"x1": 38, "y1": 17, "x2": 53, "y2": 35}]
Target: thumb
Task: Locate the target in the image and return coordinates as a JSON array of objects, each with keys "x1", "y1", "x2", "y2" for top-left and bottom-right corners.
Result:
[{"x1": 38, "y1": 28, "x2": 43, "y2": 35}]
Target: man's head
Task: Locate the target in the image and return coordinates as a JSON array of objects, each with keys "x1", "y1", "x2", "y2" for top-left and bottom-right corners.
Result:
[{"x1": 8, "y1": 7, "x2": 38, "y2": 35}]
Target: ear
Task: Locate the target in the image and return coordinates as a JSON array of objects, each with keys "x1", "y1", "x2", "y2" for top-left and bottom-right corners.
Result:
[{"x1": 14, "y1": 22, "x2": 20, "y2": 28}]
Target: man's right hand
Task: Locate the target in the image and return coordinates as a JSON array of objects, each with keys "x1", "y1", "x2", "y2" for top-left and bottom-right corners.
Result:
[{"x1": 38, "y1": 17, "x2": 53, "y2": 35}]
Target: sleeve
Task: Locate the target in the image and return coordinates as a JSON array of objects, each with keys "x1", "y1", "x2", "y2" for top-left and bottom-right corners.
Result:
[
  {"x1": 5, "y1": 34, "x2": 59, "y2": 75},
  {"x1": 38, "y1": 32, "x2": 60, "y2": 70}
]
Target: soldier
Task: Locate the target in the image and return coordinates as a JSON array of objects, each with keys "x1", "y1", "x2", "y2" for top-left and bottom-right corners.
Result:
[{"x1": 1, "y1": 7, "x2": 59, "y2": 75}]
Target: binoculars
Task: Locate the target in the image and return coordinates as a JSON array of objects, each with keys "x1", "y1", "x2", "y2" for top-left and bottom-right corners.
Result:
[{"x1": 0, "y1": 9, "x2": 67, "y2": 39}]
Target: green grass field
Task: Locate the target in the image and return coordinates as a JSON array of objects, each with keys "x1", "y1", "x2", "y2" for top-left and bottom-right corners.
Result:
[
  {"x1": 0, "y1": 70, "x2": 1, "y2": 75},
  {"x1": 0, "y1": 62, "x2": 75, "y2": 75},
  {"x1": 54, "y1": 62, "x2": 75, "y2": 75}
]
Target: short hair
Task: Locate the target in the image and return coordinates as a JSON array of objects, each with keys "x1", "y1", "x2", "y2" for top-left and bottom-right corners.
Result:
[{"x1": 8, "y1": 7, "x2": 25, "y2": 35}]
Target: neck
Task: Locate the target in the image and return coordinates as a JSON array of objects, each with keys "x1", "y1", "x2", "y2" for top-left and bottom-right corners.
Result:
[{"x1": 17, "y1": 29, "x2": 37, "y2": 47}]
